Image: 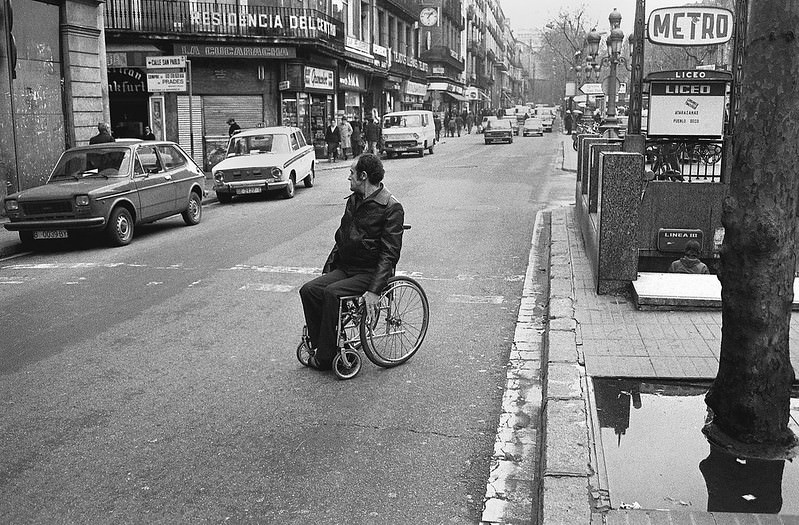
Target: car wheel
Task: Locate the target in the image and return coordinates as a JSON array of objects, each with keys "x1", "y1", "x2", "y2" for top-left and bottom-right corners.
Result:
[
  {"x1": 418, "y1": 145, "x2": 424, "y2": 158},
  {"x1": 304, "y1": 164, "x2": 315, "y2": 188},
  {"x1": 485, "y1": 140, "x2": 490, "y2": 145},
  {"x1": 428, "y1": 142, "x2": 434, "y2": 154},
  {"x1": 181, "y1": 191, "x2": 202, "y2": 226},
  {"x1": 217, "y1": 192, "x2": 233, "y2": 204},
  {"x1": 106, "y1": 206, "x2": 134, "y2": 247},
  {"x1": 283, "y1": 175, "x2": 295, "y2": 199}
]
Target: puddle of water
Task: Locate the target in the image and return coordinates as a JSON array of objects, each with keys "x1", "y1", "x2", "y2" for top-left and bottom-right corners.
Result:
[{"x1": 593, "y1": 378, "x2": 799, "y2": 515}]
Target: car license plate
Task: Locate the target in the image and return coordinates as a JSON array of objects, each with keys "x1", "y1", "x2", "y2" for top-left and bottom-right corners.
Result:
[
  {"x1": 33, "y1": 230, "x2": 68, "y2": 240},
  {"x1": 394, "y1": 147, "x2": 406, "y2": 152},
  {"x1": 237, "y1": 187, "x2": 262, "y2": 195}
]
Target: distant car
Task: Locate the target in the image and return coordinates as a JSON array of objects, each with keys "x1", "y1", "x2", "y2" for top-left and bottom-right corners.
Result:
[
  {"x1": 478, "y1": 115, "x2": 498, "y2": 133},
  {"x1": 522, "y1": 118, "x2": 544, "y2": 137},
  {"x1": 502, "y1": 116, "x2": 520, "y2": 136},
  {"x1": 484, "y1": 119, "x2": 514, "y2": 144},
  {"x1": 534, "y1": 107, "x2": 556, "y2": 132},
  {"x1": 3, "y1": 141, "x2": 205, "y2": 247},
  {"x1": 211, "y1": 126, "x2": 315, "y2": 203}
]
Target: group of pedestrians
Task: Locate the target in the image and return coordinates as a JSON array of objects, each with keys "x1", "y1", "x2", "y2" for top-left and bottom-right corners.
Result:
[
  {"x1": 435, "y1": 109, "x2": 475, "y2": 138},
  {"x1": 325, "y1": 116, "x2": 382, "y2": 163}
]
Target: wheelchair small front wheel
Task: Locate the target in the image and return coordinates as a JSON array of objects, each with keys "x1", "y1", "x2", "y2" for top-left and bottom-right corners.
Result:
[
  {"x1": 333, "y1": 350, "x2": 362, "y2": 380},
  {"x1": 297, "y1": 341, "x2": 313, "y2": 367}
]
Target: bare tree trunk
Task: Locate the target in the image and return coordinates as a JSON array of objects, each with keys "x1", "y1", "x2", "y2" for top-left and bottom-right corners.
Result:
[{"x1": 704, "y1": 1, "x2": 799, "y2": 458}]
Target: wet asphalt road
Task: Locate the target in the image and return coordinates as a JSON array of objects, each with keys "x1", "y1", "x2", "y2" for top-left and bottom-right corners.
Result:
[{"x1": 0, "y1": 130, "x2": 573, "y2": 524}]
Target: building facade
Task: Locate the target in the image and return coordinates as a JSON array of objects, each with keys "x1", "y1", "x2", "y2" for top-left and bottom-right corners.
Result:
[
  {"x1": 103, "y1": 0, "x2": 428, "y2": 170},
  {"x1": 0, "y1": 0, "x2": 109, "y2": 198}
]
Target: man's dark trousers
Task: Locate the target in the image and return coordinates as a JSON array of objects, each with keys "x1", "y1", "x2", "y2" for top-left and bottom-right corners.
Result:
[{"x1": 299, "y1": 269, "x2": 373, "y2": 368}]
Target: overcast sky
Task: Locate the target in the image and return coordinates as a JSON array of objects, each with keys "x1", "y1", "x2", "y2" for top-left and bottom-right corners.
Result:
[{"x1": 499, "y1": 0, "x2": 695, "y2": 36}]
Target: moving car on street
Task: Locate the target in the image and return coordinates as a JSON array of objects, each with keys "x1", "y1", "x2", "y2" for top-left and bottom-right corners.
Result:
[
  {"x1": 3, "y1": 141, "x2": 205, "y2": 247},
  {"x1": 381, "y1": 110, "x2": 436, "y2": 158},
  {"x1": 484, "y1": 119, "x2": 514, "y2": 144},
  {"x1": 522, "y1": 118, "x2": 544, "y2": 137},
  {"x1": 502, "y1": 116, "x2": 520, "y2": 136},
  {"x1": 211, "y1": 127, "x2": 315, "y2": 203},
  {"x1": 477, "y1": 115, "x2": 497, "y2": 133}
]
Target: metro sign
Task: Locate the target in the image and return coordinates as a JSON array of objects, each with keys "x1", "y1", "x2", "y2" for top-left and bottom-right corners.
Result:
[{"x1": 647, "y1": 6, "x2": 733, "y2": 46}]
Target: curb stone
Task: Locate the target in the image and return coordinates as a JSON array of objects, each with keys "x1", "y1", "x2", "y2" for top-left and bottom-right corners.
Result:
[{"x1": 480, "y1": 211, "x2": 551, "y2": 525}]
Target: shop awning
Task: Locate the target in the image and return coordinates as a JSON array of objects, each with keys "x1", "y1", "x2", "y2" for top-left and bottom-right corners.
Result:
[{"x1": 444, "y1": 92, "x2": 470, "y2": 102}]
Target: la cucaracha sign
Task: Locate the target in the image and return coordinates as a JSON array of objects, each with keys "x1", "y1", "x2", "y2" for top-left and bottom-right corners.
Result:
[{"x1": 647, "y1": 6, "x2": 733, "y2": 46}]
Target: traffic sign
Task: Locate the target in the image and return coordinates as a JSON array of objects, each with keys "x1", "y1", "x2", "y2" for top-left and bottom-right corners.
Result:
[
  {"x1": 580, "y1": 83, "x2": 604, "y2": 95},
  {"x1": 146, "y1": 55, "x2": 186, "y2": 69}
]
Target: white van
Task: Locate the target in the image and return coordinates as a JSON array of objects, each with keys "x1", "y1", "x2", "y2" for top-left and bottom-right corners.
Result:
[{"x1": 381, "y1": 110, "x2": 437, "y2": 157}]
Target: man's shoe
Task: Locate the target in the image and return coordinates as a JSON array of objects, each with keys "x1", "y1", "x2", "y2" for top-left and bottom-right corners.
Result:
[{"x1": 308, "y1": 355, "x2": 327, "y2": 370}]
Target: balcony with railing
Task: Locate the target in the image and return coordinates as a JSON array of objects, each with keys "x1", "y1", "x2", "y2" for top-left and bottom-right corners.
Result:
[{"x1": 104, "y1": 0, "x2": 345, "y2": 49}]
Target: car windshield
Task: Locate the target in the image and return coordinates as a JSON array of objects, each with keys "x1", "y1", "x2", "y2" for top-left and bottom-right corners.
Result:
[
  {"x1": 489, "y1": 120, "x2": 511, "y2": 129},
  {"x1": 49, "y1": 148, "x2": 132, "y2": 181},
  {"x1": 227, "y1": 134, "x2": 290, "y2": 156},
  {"x1": 383, "y1": 115, "x2": 422, "y2": 128},
  {"x1": 525, "y1": 119, "x2": 542, "y2": 126}
]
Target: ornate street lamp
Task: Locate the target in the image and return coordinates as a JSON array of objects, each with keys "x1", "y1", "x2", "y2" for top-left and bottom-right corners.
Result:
[{"x1": 584, "y1": 9, "x2": 627, "y2": 138}]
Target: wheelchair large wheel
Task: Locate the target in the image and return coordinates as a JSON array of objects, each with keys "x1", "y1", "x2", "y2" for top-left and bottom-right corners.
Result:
[
  {"x1": 333, "y1": 350, "x2": 362, "y2": 380},
  {"x1": 359, "y1": 276, "x2": 429, "y2": 368}
]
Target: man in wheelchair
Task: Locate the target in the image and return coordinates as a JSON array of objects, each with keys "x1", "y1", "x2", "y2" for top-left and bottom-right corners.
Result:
[{"x1": 299, "y1": 153, "x2": 405, "y2": 370}]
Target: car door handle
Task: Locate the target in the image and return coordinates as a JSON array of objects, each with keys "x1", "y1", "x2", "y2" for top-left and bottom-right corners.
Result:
[{"x1": 164, "y1": 175, "x2": 172, "y2": 180}]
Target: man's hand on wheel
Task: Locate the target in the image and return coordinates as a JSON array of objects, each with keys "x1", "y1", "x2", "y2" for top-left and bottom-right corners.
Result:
[{"x1": 361, "y1": 291, "x2": 380, "y2": 319}]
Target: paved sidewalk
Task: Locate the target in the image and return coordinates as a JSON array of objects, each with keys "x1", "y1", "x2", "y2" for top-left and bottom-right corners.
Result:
[{"x1": 538, "y1": 132, "x2": 799, "y2": 524}]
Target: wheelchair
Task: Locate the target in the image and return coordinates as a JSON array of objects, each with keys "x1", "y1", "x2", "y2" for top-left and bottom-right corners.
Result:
[{"x1": 296, "y1": 275, "x2": 429, "y2": 380}]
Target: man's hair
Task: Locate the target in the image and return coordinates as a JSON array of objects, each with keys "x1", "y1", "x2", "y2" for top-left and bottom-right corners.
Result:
[
  {"x1": 355, "y1": 153, "x2": 385, "y2": 185},
  {"x1": 685, "y1": 240, "x2": 701, "y2": 257},
  {"x1": 227, "y1": 118, "x2": 235, "y2": 124},
  {"x1": 97, "y1": 122, "x2": 108, "y2": 131}
]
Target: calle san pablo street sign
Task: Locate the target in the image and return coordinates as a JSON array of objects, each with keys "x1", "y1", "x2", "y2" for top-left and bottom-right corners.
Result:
[{"x1": 647, "y1": 6, "x2": 733, "y2": 46}]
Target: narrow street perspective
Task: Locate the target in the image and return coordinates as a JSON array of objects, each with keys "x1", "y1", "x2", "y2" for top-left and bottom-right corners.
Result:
[{"x1": 2, "y1": 0, "x2": 799, "y2": 524}]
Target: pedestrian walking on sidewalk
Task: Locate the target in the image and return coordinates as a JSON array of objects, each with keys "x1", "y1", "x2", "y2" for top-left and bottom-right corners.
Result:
[
  {"x1": 325, "y1": 118, "x2": 341, "y2": 162},
  {"x1": 364, "y1": 117, "x2": 380, "y2": 155},
  {"x1": 669, "y1": 240, "x2": 709, "y2": 274},
  {"x1": 338, "y1": 117, "x2": 353, "y2": 160},
  {"x1": 564, "y1": 111, "x2": 573, "y2": 135}
]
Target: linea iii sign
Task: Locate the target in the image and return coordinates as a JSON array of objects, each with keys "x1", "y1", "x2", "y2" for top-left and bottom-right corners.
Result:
[{"x1": 647, "y1": 7, "x2": 733, "y2": 46}]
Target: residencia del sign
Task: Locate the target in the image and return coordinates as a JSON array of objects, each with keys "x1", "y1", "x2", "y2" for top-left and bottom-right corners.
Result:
[
  {"x1": 647, "y1": 6, "x2": 733, "y2": 46},
  {"x1": 191, "y1": 11, "x2": 338, "y2": 38}
]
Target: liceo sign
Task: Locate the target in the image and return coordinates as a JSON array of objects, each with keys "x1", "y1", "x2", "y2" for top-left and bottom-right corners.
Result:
[{"x1": 647, "y1": 7, "x2": 733, "y2": 46}]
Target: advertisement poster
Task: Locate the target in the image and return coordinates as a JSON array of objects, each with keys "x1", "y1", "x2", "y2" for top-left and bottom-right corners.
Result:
[{"x1": 647, "y1": 81, "x2": 725, "y2": 137}]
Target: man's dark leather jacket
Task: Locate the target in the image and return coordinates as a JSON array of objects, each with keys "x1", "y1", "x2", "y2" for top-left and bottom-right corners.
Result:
[{"x1": 323, "y1": 184, "x2": 404, "y2": 294}]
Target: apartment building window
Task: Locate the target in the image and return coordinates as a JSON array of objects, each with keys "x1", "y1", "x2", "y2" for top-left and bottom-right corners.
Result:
[
  {"x1": 360, "y1": 1, "x2": 370, "y2": 41},
  {"x1": 388, "y1": 15, "x2": 396, "y2": 50}
]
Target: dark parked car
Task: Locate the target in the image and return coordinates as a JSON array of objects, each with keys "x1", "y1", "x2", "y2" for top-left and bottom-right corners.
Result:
[
  {"x1": 3, "y1": 142, "x2": 205, "y2": 247},
  {"x1": 484, "y1": 119, "x2": 514, "y2": 144}
]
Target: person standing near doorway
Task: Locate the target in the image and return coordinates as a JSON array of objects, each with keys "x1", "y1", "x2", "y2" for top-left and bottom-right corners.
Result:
[
  {"x1": 227, "y1": 118, "x2": 241, "y2": 137},
  {"x1": 142, "y1": 126, "x2": 156, "y2": 140},
  {"x1": 89, "y1": 122, "x2": 114, "y2": 144}
]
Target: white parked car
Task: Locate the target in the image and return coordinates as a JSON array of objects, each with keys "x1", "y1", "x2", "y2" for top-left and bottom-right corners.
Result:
[{"x1": 211, "y1": 127, "x2": 315, "y2": 203}]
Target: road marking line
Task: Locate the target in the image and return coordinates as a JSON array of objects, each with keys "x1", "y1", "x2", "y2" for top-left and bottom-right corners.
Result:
[
  {"x1": 447, "y1": 295, "x2": 504, "y2": 304},
  {"x1": 240, "y1": 283, "x2": 294, "y2": 293}
]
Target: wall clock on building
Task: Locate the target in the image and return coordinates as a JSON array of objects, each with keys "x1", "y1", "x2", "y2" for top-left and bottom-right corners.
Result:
[{"x1": 419, "y1": 7, "x2": 439, "y2": 27}]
